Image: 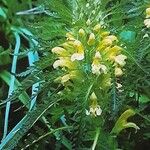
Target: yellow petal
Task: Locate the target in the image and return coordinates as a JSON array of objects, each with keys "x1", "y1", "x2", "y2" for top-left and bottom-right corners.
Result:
[
  {"x1": 73, "y1": 40, "x2": 84, "y2": 53},
  {"x1": 51, "y1": 47, "x2": 68, "y2": 56},
  {"x1": 53, "y1": 58, "x2": 75, "y2": 69}
]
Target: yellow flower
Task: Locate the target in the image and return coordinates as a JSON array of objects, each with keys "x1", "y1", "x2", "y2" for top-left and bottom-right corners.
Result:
[
  {"x1": 91, "y1": 52, "x2": 107, "y2": 75},
  {"x1": 71, "y1": 40, "x2": 84, "y2": 61},
  {"x1": 93, "y1": 24, "x2": 101, "y2": 32},
  {"x1": 98, "y1": 35, "x2": 117, "y2": 50},
  {"x1": 111, "y1": 109, "x2": 140, "y2": 135},
  {"x1": 53, "y1": 58, "x2": 75, "y2": 69},
  {"x1": 79, "y1": 28, "x2": 85, "y2": 37},
  {"x1": 114, "y1": 54, "x2": 127, "y2": 66},
  {"x1": 86, "y1": 92, "x2": 102, "y2": 117},
  {"x1": 51, "y1": 47, "x2": 68, "y2": 56},
  {"x1": 105, "y1": 35, "x2": 118, "y2": 42},
  {"x1": 146, "y1": 7, "x2": 150, "y2": 18},
  {"x1": 101, "y1": 38, "x2": 113, "y2": 47},
  {"x1": 57, "y1": 71, "x2": 81, "y2": 85},
  {"x1": 100, "y1": 31, "x2": 110, "y2": 37},
  {"x1": 87, "y1": 33, "x2": 95, "y2": 46},
  {"x1": 106, "y1": 46, "x2": 123, "y2": 60},
  {"x1": 144, "y1": 19, "x2": 150, "y2": 28},
  {"x1": 115, "y1": 67, "x2": 123, "y2": 77}
]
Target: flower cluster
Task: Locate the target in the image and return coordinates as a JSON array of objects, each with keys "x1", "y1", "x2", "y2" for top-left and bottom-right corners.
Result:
[
  {"x1": 144, "y1": 7, "x2": 150, "y2": 28},
  {"x1": 51, "y1": 20, "x2": 127, "y2": 116}
]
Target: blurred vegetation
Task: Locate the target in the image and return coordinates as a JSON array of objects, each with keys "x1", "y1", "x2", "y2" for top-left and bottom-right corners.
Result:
[{"x1": 0, "y1": 0, "x2": 150, "y2": 150}]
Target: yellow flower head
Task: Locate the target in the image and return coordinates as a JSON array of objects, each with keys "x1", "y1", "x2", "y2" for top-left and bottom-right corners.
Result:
[{"x1": 52, "y1": 22, "x2": 127, "y2": 91}]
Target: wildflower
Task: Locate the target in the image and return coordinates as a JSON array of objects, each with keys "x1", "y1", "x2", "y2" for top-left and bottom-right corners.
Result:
[
  {"x1": 115, "y1": 67, "x2": 123, "y2": 77},
  {"x1": 91, "y1": 52, "x2": 107, "y2": 75},
  {"x1": 114, "y1": 54, "x2": 127, "y2": 66},
  {"x1": 105, "y1": 35, "x2": 118, "y2": 42},
  {"x1": 53, "y1": 58, "x2": 75, "y2": 69},
  {"x1": 51, "y1": 47, "x2": 68, "y2": 56},
  {"x1": 111, "y1": 109, "x2": 140, "y2": 135},
  {"x1": 86, "y1": 92, "x2": 102, "y2": 117},
  {"x1": 87, "y1": 33, "x2": 95, "y2": 45},
  {"x1": 146, "y1": 8, "x2": 150, "y2": 18},
  {"x1": 107, "y1": 46, "x2": 123, "y2": 60},
  {"x1": 101, "y1": 38, "x2": 113, "y2": 47},
  {"x1": 144, "y1": 19, "x2": 150, "y2": 28},
  {"x1": 100, "y1": 31, "x2": 110, "y2": 37},
  {"x1": 71, "y1": 40, "x2": 84, "y2": 61},
  {"x1": 93, "y1": 24, "x2": 101, "y2": 32},
  {"x1": 79, "y1": 28, "x2": 85, "y2": 37}
]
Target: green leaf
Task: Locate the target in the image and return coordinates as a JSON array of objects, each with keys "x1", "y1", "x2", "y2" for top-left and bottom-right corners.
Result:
[
  {"x1": 0, "y1": 48, "x2": 11, "y2": 65},
  {"x1": 0, "y1": 8, "x2": 7, "y2": 19},
  {"x1": 0, "y1": 70, "x2": 30, "y2": 106},
  {"x1": 139, "y1": 94, "x2": 150, "y2": 104}
]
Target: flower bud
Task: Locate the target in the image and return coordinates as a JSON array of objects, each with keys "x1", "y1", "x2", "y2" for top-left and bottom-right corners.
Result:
[
  {"x1": 87, "y1": 33, "x2": 95, "y2": 45},
  {"x1": 90, "y1": 92, "x2": 97, "y2": 100},
  {"x1": 86, "y1": 19, "x2": 91, "y2": 26},
  {"x1": 78, "y1": 28, "x2": 85, "y2": 37},
  {"x1": 93, "y1": 24, "x2": 101, "y2": 32}
]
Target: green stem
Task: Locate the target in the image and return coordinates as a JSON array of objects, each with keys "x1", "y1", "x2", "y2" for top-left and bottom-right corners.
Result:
[{"x1": 91, "y1": 128, "x2": 100, "y2": 150}]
